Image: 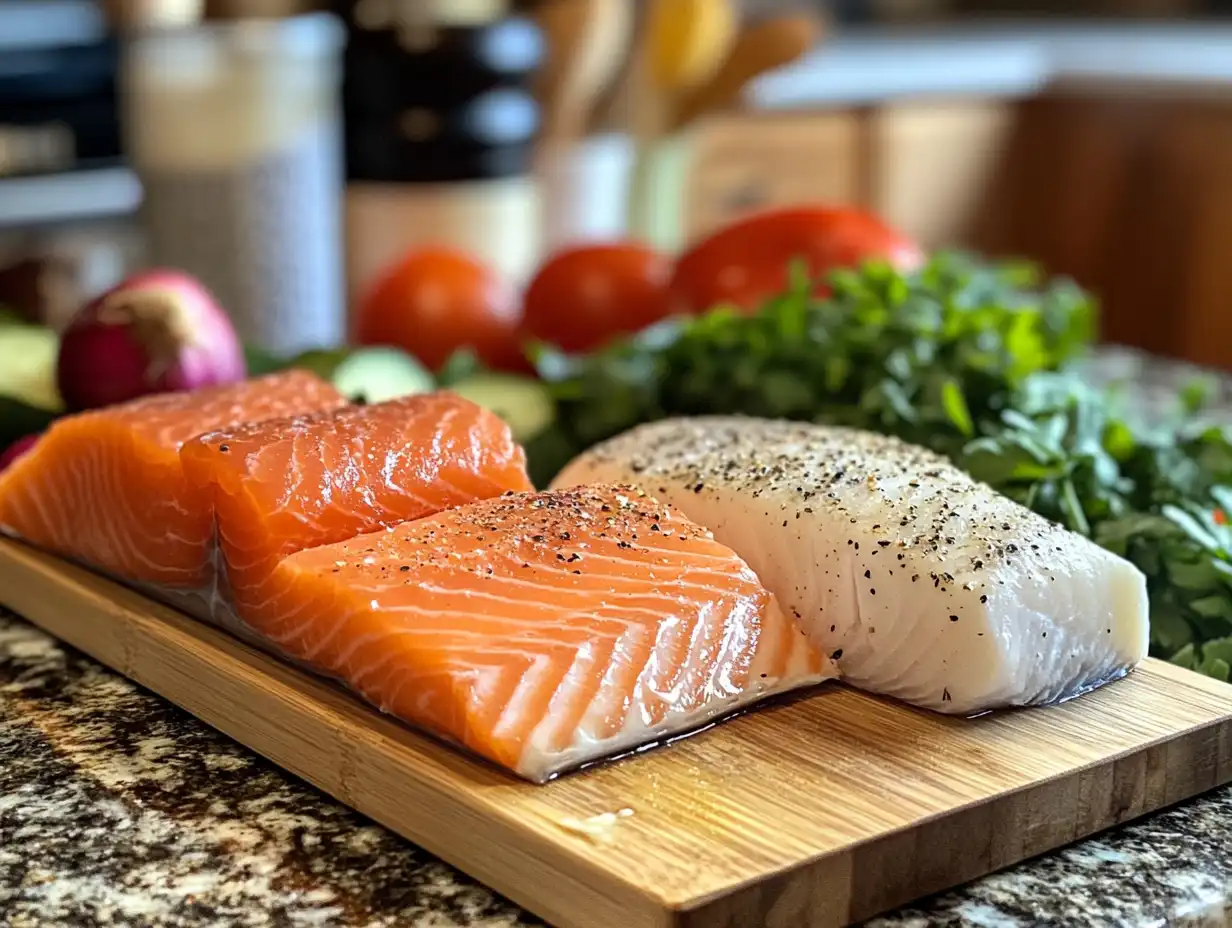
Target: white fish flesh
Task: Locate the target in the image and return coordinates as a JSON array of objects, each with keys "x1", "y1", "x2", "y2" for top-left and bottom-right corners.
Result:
[{"x1": 552, "y1": 416, "x2": 1151, "y2": 715}]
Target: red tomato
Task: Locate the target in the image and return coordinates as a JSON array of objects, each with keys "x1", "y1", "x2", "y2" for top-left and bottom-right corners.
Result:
[
  {"x1": 521, "y1": 243, "x2": 672, "y2": 354},
  {"x1": 355, "y1": 247, "x2": 526, "y2": 372},
  {"x1": 669, "y1": 206, "x2": 925, "y2": 315}
]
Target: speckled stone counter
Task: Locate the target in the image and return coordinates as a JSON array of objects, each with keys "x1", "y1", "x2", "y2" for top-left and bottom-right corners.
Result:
[
  {"x1": 1, "y1": 605, "x2": 1229, "y2": 928},
  {"x1": 4, "y1": 346, "x2": 1232, "y2": 927}
]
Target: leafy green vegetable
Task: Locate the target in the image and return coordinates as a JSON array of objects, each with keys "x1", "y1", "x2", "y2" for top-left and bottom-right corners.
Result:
[
  {"x1": 0, "y1": 306, "x2": 28, "y2": 328},
  {"x1": 534, "y1": 252, "x2": 1097, "y2": 463},
  {"x1": 435, "y1": 349, "x2": 485, "y2": 387},
  {"x1": 0, "y1": 396, "x2": 59, "y2": 450},
  {"x1": 243, "y1": 343, "x2": 287, "y2": 377},
  {"x1": 527, "y1": 251, "x2": 1232, "y2": 681}
]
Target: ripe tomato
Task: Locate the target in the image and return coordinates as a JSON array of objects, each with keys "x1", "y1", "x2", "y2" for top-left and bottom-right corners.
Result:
[
  {"x1": 669, "y1": 206, "x2": 925, "y2": 315},
  {"x1": 521, "y1": 243, "x2": 672, "y2": 354},
  {"x1": 354, "y1": 247, "x2": 526, "y2": 372}
]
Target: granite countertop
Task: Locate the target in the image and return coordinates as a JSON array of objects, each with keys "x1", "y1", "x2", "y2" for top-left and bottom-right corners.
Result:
[
  {"x1": 3, "y1": 346, "x2": 1232, "y2": 927},
  {"x1": 1, "y1": 605, "x2": 1230, "y2": 928}
]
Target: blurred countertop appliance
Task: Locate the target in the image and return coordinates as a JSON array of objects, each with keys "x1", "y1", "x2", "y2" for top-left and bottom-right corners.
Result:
[
  {"x1": 0, "y1": 0, "x2": 136, "y2": 228},
  {"x1": 0, "y1": 1, "x2": 120, "y2": 179}
]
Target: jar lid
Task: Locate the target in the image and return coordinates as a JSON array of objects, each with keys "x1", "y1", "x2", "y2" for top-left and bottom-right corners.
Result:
[
  {"x1": 345, "y1": 133, "x2": 535, "y2": 182},
  {"x1": 343, "y1": 18, "x2": 544, "y2": 113}
]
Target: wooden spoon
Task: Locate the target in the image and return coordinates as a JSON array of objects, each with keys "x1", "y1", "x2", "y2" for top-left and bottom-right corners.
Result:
[
  {"x1": 584, "y1": 0, "x2": 645, "y2": 135},
  {"x1": 534, "y1": 0, "x2": 634, "y2": 144},
  {"x1": 670, "y1": 13, "x2": 823, "y2": 131},
  {"x1": 630, "y1": 0, "x2": 739, "y2": 143},
  {"x1": 622, "y1": 0, "x2": 736, "y2": 247}
]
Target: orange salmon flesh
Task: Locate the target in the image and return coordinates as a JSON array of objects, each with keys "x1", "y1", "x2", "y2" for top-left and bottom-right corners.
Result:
[
  {"x1": 254, "y1": 485, "x2": 830, "y2": 781},
  {"x1": 180, "y1": 391, "x2": 534, "y2": 622},
  {"x1": 0, "y1": 370, "x2": 347, "y2": 587},
  {"x1": 0, "y1": 381, "x2": 832, "y2": 782}
]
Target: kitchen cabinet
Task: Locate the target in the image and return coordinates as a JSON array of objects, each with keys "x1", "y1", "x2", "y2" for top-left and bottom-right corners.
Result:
[
  {"x1": 683, "y1": 101, "x2": 1013, "y2": 249},
  {"x1": 972, "y1": 91, "x2": 1232, "y2": 369},
  {"x1": 680, "y1": 86, "x2": 1232, "y2": 370},
  {"x1": 867, "y1": 100, "x2": 1014, "y2": 249},
  {"x1": 685, "y1": 110, "x2": 864, "y2": 243}
]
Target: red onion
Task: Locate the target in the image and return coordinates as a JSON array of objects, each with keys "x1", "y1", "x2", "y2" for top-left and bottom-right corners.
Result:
[
  {"x1": 0, "y1": 434, "x2": 40, "y2": 473},
  {"x1": 56, "y1": 270, "x2": 245, "y2": 411}
]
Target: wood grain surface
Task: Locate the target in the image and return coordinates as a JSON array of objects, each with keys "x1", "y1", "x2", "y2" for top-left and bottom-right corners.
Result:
[{"x1": 2, "y1": 537, "x2": 1230, "y2": 928}]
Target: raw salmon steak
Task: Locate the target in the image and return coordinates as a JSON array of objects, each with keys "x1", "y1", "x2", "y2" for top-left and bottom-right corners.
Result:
[
  {"x1": 179, "y1": 391, "x2": 534, "y2": 624},
  {"x1": 0, "y1": 370, "x2": 346, "y2": 588},
  {"x1": 251, "y1": 485, "x2": 832, "y2": 781}
]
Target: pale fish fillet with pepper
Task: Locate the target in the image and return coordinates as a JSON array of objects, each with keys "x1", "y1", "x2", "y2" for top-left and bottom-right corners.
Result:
[
  {"x1": 552, "y1": 417, "x2": 1151, "y2": 716},
  {"x1": 251, "y1": 485, "x2": 832, "y2": 782}
]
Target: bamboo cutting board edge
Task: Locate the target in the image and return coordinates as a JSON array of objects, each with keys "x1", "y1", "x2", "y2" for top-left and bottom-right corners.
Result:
[
  {"x1": 676, "y1": 696, "x2": 1231, "y2": 924},
  {"x1": 2, "y1": 537, "x2": 1231, "y2": 928},
  {"x1": 0, "y1": 542, "x2": 664, "y2": 928}
]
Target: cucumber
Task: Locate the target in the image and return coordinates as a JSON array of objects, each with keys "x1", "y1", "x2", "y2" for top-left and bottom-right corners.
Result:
[
  {"x1": 0, "y1": 396, "x2": 58, "y2": 450},
  {"x1": 0, "y1": 324, "x2": 62, "y2": 411},
  {"x1": 331, "y1": 347, "x2": 435, "y2": 403},
  {"x1": 281, "y1": 346, "x2": 436, "y2": 403},
  {"x1": 447, "y1": 373, "x2": 555, "y2": 443},
  {"x1": 243, "y1": 343, "x2": 290, "y2": 377},
  {"x1": 0, "y1": 324, "x2": 63, "y2": 448},
  {"x1": 285, "y1": 347, "x2": 350, "y2": 378}
]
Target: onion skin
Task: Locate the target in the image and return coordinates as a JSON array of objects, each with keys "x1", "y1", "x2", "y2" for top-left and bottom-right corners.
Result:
[
  {"x1": 0, "y1": 434, "x2": 40, "y2": 473},
  {"x1": 56, "y1": 270, "x2": 246, "y2": 412}
]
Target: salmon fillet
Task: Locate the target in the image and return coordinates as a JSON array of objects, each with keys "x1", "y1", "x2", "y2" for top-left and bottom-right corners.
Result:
[
  {"x1": 248, "y1": 485, "x2": 832, "y2": 782},
  {"x1": 0, "y1": 370, "x2": 346, "y2": 588},
  {"x1": 179, "y1": 391, "x2": 534, "y2": 624}
]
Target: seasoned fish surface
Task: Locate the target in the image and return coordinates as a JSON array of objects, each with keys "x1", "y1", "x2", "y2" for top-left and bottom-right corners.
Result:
[
  {"x1": 262, "y1": 485, "x2": 832, "y2": 781},
  {"x1": 0, "y1": 370, "x2": 347, "y2": 588},
  {"x1": 180, "y1": 390, "x2": 534, "y2": 623},
  {"x1": 553, "y1": 417, "x2": 1150, "y2": 715}
]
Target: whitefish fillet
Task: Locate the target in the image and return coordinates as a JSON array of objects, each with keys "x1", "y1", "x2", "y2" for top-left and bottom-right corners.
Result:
[{"x1": 552, "y1": 416, "x2": 1151, "y2": 715}]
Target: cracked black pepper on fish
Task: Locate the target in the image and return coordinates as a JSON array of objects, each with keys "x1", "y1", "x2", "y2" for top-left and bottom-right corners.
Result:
[
  {"x1": 552, "y1": 416, "x2": 1150, "y2": 715},
  {"x1": 255, "y1": 483, "x2": 834, "y2": 782}
]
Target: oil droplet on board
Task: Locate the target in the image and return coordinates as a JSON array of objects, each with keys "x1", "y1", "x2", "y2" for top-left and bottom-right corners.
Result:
[{"x1": 555, "y1": 807, "x2": 635, "y2": 845}]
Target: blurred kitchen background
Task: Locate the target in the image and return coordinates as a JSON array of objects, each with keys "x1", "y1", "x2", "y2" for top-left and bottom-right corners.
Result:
[{"x1": 4, "y1": 0, "x2": 1232, "y2": 363}]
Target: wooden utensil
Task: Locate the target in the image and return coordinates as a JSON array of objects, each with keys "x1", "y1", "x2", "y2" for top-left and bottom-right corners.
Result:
[
  {"x1": 624, "y1": 0, "x2": 737, "y2": 246},
  {"x1": 672, "y1": 12, "x2": 823, "y2": 131},
  {"x1": 534, "y1": 0, "x2": 633, "y2": 144},
  {"x1": 4, "y1": 537, "x2": 1231, "y2": 928},
  {"x1": 101, "y1": 0, "x2": 203, "y2": 31},
  {"x1": 341, "y1": 0, "x2": 510, "y2": 30},
  {"x1": 583, "y1": 0, "x2": 644, "y2": 135},
  {"x1": 629, "y1": 0, "x2": 738, "y2": 143}
]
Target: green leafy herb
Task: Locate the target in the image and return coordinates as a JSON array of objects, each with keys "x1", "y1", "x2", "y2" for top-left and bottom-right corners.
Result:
[
  {"x1": 527, "y1": 251, "x2": 1232, "y2": 680},
  {"x1": 242, "y1": 343, "x2": 287, "y2": 377},
  {"x1": 435, "y1": 349, "x2": 484, "y2": 387}
]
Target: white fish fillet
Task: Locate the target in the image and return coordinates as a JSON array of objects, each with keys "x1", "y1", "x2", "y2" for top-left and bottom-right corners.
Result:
[{"x1": 552, "y1": 417, "x2": 1151, "y2": 715}]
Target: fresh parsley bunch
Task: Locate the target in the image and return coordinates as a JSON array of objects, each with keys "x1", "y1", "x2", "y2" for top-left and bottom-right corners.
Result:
[{"x1": 529, "y1": 252, "x2": 1232, "y2": 679}]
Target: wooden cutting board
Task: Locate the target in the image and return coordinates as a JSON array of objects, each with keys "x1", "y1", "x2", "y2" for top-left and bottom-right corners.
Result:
[{"x1": 2, "y1": 536, "x2": 1230, "y2": 928}]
